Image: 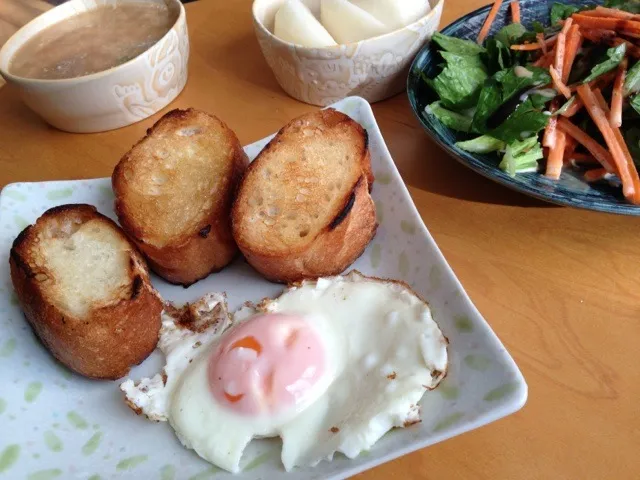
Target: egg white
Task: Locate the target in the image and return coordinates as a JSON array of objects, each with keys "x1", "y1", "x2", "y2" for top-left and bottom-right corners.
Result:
[{"x1": 120, "y1": 271, "x2": 448, "y2": 473}]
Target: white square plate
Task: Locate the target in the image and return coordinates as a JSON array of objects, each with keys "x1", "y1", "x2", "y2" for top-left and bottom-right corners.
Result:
[{"x1": 0, "y1": 97, "x2": 526, "y2": 480}]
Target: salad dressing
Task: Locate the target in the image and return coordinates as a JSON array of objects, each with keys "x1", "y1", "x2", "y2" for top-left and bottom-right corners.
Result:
[{"x1": 514, "y1": 66, "x2": 534, "y2": 78}]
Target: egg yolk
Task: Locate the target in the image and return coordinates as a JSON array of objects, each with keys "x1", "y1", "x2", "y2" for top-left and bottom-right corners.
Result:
[{"x1": 208, "y1": 313, "x2": 326, "y2": 416}]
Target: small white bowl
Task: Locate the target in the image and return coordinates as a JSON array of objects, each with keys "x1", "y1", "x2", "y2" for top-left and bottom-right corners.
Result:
[
  {"x1": 0, "y1": 0, "x2": 189, "y2": 133},
  {"x1": 252, "y1": 0, "x2": 443, "y2": 106}
]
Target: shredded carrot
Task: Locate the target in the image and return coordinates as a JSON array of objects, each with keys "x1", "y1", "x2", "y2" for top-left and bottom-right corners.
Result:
[
  {"x1": 577, "y1": 84, "x2": 636, "y2": 201},
  {"x1": 619, "y1": 29, "x2": 640, "y2": 39},
  {"x1": 556, "y1": 117, "x2": 617, "y2": 172},
  {"x1": 581, "y1": 6, "x2": 636, "y2": 20},
  {"x1": 582, "y1": 29, "x2": 640, "y2": 58},
  {"x1": 593, "y1": 88, "x2": 640, "y2": 203},
  {"x1": 561, "y1": 97, "x2": 584, "y2": 117},
  {"x1": 562, "y1": 25, "x2": 582, "y2": 83},
  {"x1": 555, "y1": 32, "x2": 566, "y2": 74},
  {"x1": 546, "y1": 130, "x2": 567, "y2": 179},
  {"x1": 511, "y1": 0, "x2": 521, "y2": 23},
  {"x1": 533, "y1": 51, "x2": 555, "y2": 67},
  {"x1": 543, "y1": 99, "x2": 559, "y2": 149},
  {"x1": 610, "y1": 58, "x2": 627, "y2": 128},
  {"x1": 584, "y1": 168, "x2": 609, "y2": 182},
  {"x1": 477, "y1": 0, "x2": 504, "y2": 44},
  {"x1": 569, "y1": 70, "x2": 617, "y2": 92},
  {"x1": 511, "y1": 36, "x2": 557, "y2": 51},
  {"x1": 511, "y1": 43, "x2": 545, "y2": 51},
  {"x1": 580, "y1": 28, "x2": 617, "y2": 44},
  {"x1": 571, "y1": 14, "x2": 640, "y2": 34},
  {"x1": 612, "y1": 37, "x2": 640, "y2": 58},
  {"x1": 543, "y1": 117, "x2": 558, "y2": 149},
  {"x1": 537, "y1": 33, "x2": 548, "y2": 54},
  {"x1": 550, "y1": 66, "x2": 572, "y2": 99},
  {"x1": 561, "y1": 17, "x2": 574, "y2": 35}
]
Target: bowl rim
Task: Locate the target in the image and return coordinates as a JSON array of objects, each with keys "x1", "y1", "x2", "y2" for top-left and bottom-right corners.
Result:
[
  {"x1": 405, "y1": 0, "x2": 640, "y2": 216},
  {"x1": 0, "y1": 0, "x2": 186, "y2": 86},
  {"x1": 251, "y1": 0, "x2": 444, "y2": 51}
]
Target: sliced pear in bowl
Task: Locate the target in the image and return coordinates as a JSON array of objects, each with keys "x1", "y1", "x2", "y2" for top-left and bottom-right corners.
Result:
[
  {"x1": 351, "y1": 0, "x2": 432, "y2": 31},
  {"x1": 274, "y1": 0, "x2": 337, "y2": 47},
  {"x1": 320, "y1": 0, "x2": 390, "y2": 44}
]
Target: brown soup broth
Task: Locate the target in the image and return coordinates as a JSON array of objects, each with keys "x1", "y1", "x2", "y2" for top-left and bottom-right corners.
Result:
[{"x1": 9, "y1": 2, "x2": 178, "y2": 80}]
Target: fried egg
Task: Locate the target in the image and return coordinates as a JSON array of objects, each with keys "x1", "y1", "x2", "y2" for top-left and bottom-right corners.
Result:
[{"x1": 121, "y1": 271, "x2": 448, "y2": 473}]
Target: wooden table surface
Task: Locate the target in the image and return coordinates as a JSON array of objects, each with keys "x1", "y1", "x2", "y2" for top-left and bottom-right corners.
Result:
[{"x1": 1, "y1": 1, "x2": 639, "y2": 478}]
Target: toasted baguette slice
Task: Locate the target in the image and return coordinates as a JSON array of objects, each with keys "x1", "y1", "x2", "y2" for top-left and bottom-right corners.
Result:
[
  {"x1": 9, "y1": 204, "x2": 162, "y2": 379},
  {"x1": 113, "y1": 108, "x2": 249, "y2": 286},
  {"x1": 232, "y1": 108, "x2": 377, "y2": 283}
]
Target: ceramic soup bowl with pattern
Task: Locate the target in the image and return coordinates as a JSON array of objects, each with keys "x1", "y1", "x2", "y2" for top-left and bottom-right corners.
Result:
[
  {"x1": 252, "y1": 0, "x2": 443, "y2": 106},
  {"x1": 0, "y1": 0, "x2": 189, "y2": 133}
]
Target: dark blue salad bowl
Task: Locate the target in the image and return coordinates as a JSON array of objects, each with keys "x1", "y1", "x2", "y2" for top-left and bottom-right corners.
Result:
[{"x1": 407, "y1": 0, "x2": 640, "y2": 215}]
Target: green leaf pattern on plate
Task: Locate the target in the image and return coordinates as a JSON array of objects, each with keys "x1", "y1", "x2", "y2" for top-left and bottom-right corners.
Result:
[
  {"x1": 67, "y1": 411, "x2": 88, "y2": 429},
  {"x1": 116, "y1": 455, "x2": 148, "y2": 470},
  {"x1": 27, "y1": 469, "x2": 62, "y2": 480},
  {"x1": 398, "y1": 251, "x2": 410, "y2": 276},
  {"x1": 400, "y1": 220, "x2": 416, "y2": 235},
  {"x1": 0, "y1": 338, "x2": 16, "y2": 357},
  {"x1": 45, "y1": 188, "x2": 73, "y2": 201},
  {"x1": 484, "y1": 383, "x2": 518, "y2": 402},
  {"x1": 0, "y1": 444, "x2": 20, "y2": 473},
  {"x1": 43, "y1": 431, "x2": 63, "y2": 452},
  {"x1": 24, "y1": 382, "x2": 42, "y2": 402},
  {"x1": 3, "y1": 190, "x2": 27, "y2": 201},
  {"x1": 464, "y1": 354, "x2": 492, "y2": 371},
  {"x1": 160, "y1": 465, "x2": 176, "y2": 480},
  {"x1": 82, "y1": 432, "x2": 102, "y2": 456},
  {"x1": 370, "y1": 244, "x2": 382, "y2": 269},
  {"x1": 433, "y1": 412, "x2": 464, "y2": 432}
]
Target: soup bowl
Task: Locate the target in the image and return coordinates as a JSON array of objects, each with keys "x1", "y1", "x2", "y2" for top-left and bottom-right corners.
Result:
[
  {"x1": 0, "y1": 0, "x2": 189, "y2": 133},
  {"x1": 252, "y1": 0, "x2": 443, "y2": 106}
]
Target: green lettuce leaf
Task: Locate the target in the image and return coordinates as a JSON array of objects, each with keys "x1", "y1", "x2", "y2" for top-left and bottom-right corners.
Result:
[
  {"x1": 426, "y1": 52, "x2": 488, "y2": 110},
  {"x1": 483, "y1": 38, "x2": 512, "y2": 74},
  {"x1": 431, "y1": 32, "x2": 486, "y2": 55},
  {"x1": 471, "y1": 79, "x2": 502, "y2": 133},
  {"x1": 489, "y1": 98, "x2": 550, "y2": 144},
  {"x1": 532, "y1": 21, "x2": 546, "y2": 33},
  {"x1": 624, "y1": 61, "x2": 640, "y2": 96},
  {"x1": 455, "y1": 135, "x2": 506, "y2": 153},
  {"x1": 604, "y1": 0, "x2": 640, "y2": 13},
  {"x1": 529, "y1": 90, "x2": 557, "y2": 109},
  {"x1": 499, "y1": 137, "x2": 544, "y2": 177},
  {"x1": 630, "y1": 94, "x2": 640, "y2": 116},
  {"x1": 425, "y1": 101, "x2": 473, "y2": 132},
  {"x1": 494, "y1": 23, "x2": 528, "y2": 47},
  {"x1": 472, "y1": 67, "x2": 552, "y2": 133},
  {"x1": 498, "y1": 66, "x2": 552, "y2": 100},
  {"x1": 550, "y1": 3, "x2": 579, "y2": 24},
  {"x1": 582, "y1": 44, "x2": 626, "y2": 83}
]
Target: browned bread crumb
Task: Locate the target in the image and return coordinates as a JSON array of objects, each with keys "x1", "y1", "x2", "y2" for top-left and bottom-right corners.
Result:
[
  {"x1": 9, "y1": 204, "x2": 163, "y2": 380},
  {"x1": 232, "y1": 109, "x2": 376, "y2": 283},
  {"x1": 112, "y1": 108, "x2": 249, "y2": 286}
]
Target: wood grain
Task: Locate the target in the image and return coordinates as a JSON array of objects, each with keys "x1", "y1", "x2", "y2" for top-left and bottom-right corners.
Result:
[{"x1": 0, "y1": 1, "x2": 639, "y2": 478}]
